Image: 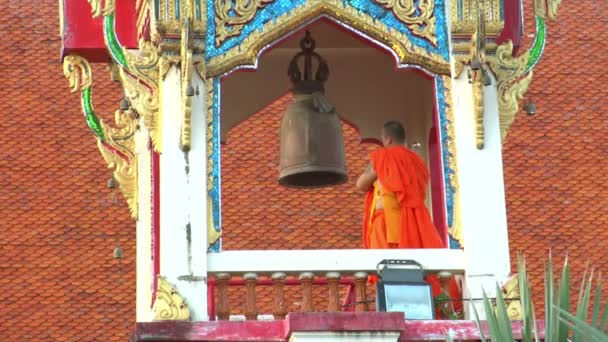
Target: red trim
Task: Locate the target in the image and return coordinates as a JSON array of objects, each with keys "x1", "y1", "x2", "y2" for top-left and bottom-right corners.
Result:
[
  {"x1": 60, "y1": 0, "x2": 138, "y2": 61},
  {"x1": 133, "y1": 315, "x2": 546, "y2": 341},
  {"x1": 151, "y1": 147, "x2": 160, "y2": 306},
  {"x1": 428, "y1": 109, "x2": 448, "y2": 246},
  {"x1": 207, "y1": 281, "x2": 216, "y2": 321},
  {"x1": 496, "y1": 0, "x2": 523, "y2": 53}
]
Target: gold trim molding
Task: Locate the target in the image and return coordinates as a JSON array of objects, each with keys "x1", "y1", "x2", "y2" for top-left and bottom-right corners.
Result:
[
  {"x1": 206, "y1": 0, "x2": 450, "y2": 78},
  {"x1": 441, "y1": 75, "x2": 462, "y2": 247},
  {"x1": 374, "y1": 0, "x2": 437, "y2": 46},
  {"x1": 215, "y1": 0, "x2": 275, "y2": 45},
  {"x1": 153, "y1": 276, "x2": 191, "y2": 321}
]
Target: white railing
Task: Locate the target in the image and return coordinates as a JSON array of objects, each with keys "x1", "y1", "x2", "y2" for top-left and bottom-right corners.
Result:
[{"x1": 206, "y1": 249, "x2": 466, "y2": 320}]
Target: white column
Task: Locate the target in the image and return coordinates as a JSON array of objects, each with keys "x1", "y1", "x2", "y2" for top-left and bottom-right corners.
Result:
[
  {"x1": 136, "y1": 122, "x2": 153, "y2": 322},
  {"x1": 159, "y1": 65, "x2": 208, "y2": 320},
  {"x1": 451, "y1": 69, "x2": 511, "y2": 318}
]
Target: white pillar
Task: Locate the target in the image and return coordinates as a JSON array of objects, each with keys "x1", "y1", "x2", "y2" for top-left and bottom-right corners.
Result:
[
  {"x1": 159, "y1": 65, "x2": 208, "y2": 320},
  {"x1": 451, "y1": 69, "x2": 511, "y2": 318},
  {"x1": 136, "y1": 122, "x2": 153, "y2": 322}
]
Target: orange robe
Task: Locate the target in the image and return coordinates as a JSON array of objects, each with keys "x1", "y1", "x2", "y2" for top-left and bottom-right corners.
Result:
[
  {"x1": 362, "y1": 146, "x2": 444, "y2": 249},
  {"x1": 361, "y1": 146, "x2": 462, "y2": 317}
]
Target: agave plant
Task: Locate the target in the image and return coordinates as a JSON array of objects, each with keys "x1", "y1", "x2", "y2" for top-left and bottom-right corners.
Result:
[{"x1": 470, "y1": 254, "x2": 608, "y2": 342}]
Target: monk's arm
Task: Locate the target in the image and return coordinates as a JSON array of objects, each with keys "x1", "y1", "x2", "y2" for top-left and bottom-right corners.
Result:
[{"x1": 356, "y1": 162, "x2": 377, "y2": 192}]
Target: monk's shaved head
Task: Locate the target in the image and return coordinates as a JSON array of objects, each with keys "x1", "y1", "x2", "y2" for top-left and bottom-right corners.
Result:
[{"x1": 382, "y1": 121, "x2": 406, "y2": 145}]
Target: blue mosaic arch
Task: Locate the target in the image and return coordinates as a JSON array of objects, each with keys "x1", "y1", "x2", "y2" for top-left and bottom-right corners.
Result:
[{"x1": 206, "y1": 0, "x2": 457, "y2": 252}]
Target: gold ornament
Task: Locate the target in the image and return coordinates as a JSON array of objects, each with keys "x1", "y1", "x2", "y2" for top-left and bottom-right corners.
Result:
[
  {"x1": 207, "y1": 0, "x2": 450, "y2": 78},
  {"x1": 88, "y1": 0, "x2": 115, "y2": 18},
  {"x1": 374, "y1": 0, "x2": 437, "y2": 45},
  {"x1": 153, "y1": 276, "x2": 191, "y2": 321},
  {"x1": 180, "y1": 2, "x2": 195, "y2": 151},
  {"x1": 215, "y1": 0, "x2": 275, "y2": 45},
  {"x1": 62, "y1": 55, "x2": 139, "y2": 219},
  {"x1": 449, "y1": 0, "x2": 503, "y2": 36},
  {"x1": 98, "y1": 110, "x2": 139, "y2": 219},
  {"x1": 120, "y1": 39, "x2": 163, "y2": 152},
  {"x1": 499, "y1": 275, "x2": 523, "y2": 320},
  {"x1": 486, "y1": 0, "x2": 562, "y2": 143},
  {"x1": 207, "y1": 196, "x2": 221, "y2": 248},
  {"x1": 441, "y1": 75, "x2": 462, "y2": 247}
]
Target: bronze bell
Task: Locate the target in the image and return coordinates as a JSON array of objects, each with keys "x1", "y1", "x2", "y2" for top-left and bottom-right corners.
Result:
[{"x1": 278, "y1": 31, "x2": 348, "y2": 188}]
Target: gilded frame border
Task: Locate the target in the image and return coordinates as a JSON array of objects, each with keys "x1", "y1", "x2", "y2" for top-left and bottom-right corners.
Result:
[{"x1": 205, "y1": 0, "x2": 451, "y2": 77}]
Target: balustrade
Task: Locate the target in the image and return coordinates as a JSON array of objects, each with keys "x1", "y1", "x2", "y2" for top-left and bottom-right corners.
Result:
[{"x1": 207, "y1": 249, "x2": 465, "y2": 320}]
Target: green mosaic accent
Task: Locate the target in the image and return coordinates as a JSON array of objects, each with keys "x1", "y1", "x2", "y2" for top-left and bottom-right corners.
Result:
[
  {"x1": 81, "y1": 87, "x2": 106, "y2": 141},
  {"x1": 526, "y1": 16, "x2": 546, "y2": 72},
  {"x1": 104, "y1": 13, "x2": 127, "y2": 68}
]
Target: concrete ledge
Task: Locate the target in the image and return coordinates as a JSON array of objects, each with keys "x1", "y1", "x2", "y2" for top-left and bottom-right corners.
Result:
[{"x1": 132, "y1": 316, "x2": 546, "y2": 341}]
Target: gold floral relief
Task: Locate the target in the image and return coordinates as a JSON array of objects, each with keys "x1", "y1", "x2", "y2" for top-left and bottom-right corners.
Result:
[
  {"x1": 153, "y1": 276, "x2": 191, "y2": 321},
  {"x1": 206, "y1": 0, "x2": 450, "y2": 78},
  {"x1": 215, "y1": 0, "x2": 275, "y2": 45},
  {"x1": 374, "y1": 0, "x2": 437, "y2": 46},
  {"x1": 88, "y1": 0, "x2": 115, "y2": 18}
]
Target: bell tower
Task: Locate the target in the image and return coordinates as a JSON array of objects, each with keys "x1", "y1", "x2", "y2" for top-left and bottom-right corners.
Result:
[{"x1": 59, "y1": 0, "x2": 564, "y2": 339}]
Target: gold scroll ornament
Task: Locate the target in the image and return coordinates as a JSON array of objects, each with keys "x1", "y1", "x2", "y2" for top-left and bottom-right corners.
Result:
[
  {"x1": 374, "y1": 0, "x2": 437, "y2": 46},
  {"x1": 62, "y1": 55, "x2": 139, "y2": 219},
  {"x1": 215, "y1": 0, "x2": 275, "y2": 45},
  {"x1": 153, "y1": 276, "x2": 191, "y2": 320},
  {"x1": 207, "y1": 0, "x2": 450, "y2": 78}
]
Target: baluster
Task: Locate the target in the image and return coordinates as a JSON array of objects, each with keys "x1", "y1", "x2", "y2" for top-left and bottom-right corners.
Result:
[
  {"x1": 354, "y1": 272, "x2": 368, "y2": 312},
  {"x1": 244, "y1": 273, "x2": 258, "y2": 320},
  {"x1": 299, "y1": 272, "x2": 314, "y2": 312},
  {"x1": 438, "y1": 271, "x2": 455, "y2": 318},
  {"x1": 326, "y1": 272, "x2": 341, "y2": 312},
  {"x1": 271, "y1": 272, "x2": 287, "y2": 319},
  {"x1": 216, "y1": 273, "x2": 231, "y2": 321}
]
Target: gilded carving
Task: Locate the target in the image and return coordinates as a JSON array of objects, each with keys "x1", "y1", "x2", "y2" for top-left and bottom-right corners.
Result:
[
  {"x1": 500, "y1": 275, "x2": 523, "y2": 320},
  {"x1": 181, "y1": 5, "x2": 195, "y2": 151},
  {"x1": 441, "y1": 75, "x2": 462, "y2": 247},
  {"x1": 120, "y1": 39, "x2": 163, "y2": 152},
  {"x1": 472, "y1": 68, "x2": 485, "y2": 149},
  {"x1": 374, "y1": 0, "x2": 437, "y2": 45},
  {"x1": 88, "y1": 0, "x2": 115, "y2": 17},
  {"x1": 208, "y1": 196, "x2": 221, "y2": 248},
  {"x1": 63, "y1": 55, "x2": 139, "y2": 219},
  {"x1": 468, "y1": 5, "x2": 489, "y2": 149},
  {"x1": 215, "y1": 0, "x2": 275, "y2": 45},
  {"x1": 486, "y1": 0, "x2": 561, "y2": 143},
  {"x1": 207, "y1": 0, "x2": 450, "y2": 78},
  {"x1": 97, "y1": 110, "x2": 139, "y2": 219},
  {"x1": 450, "y1": 0, "x2": 503, "y2": 35},
  {"x1": 153, "y1": 276, "x2": 191, "y2": 321}
]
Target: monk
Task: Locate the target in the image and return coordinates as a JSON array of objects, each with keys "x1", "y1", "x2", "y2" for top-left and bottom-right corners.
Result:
[
  {"x1": 356, "y1": 121, "x2": 461, "y2": 318},
  {"x1": 356, "y1": 121, "x2": 443, "y2": 249}
]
